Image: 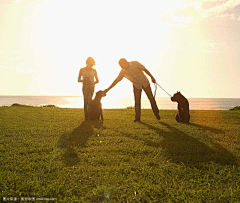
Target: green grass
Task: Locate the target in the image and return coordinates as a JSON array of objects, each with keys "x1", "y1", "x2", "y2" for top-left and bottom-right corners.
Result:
[
  {"x1": 0, "y1": 107, "x2": 240, "y2": 202},
  {"x1": 230, "y1": 106, "x2": 240, "y2": 111}
]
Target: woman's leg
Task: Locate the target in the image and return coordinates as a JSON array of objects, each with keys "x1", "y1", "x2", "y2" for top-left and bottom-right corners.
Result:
[{"x1": 83, "y1": 87, "x2": 89, "y2": 120}]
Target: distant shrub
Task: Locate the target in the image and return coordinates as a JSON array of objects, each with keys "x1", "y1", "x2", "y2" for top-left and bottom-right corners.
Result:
[
  {"x1": 11, "y1": 103, "x2": 32, "y2": 107},
  {"x1": 42, "y1": 105, "x2": 58, "y2": 108},
  {"x1": 229, "y1": 106, "x2": 240, "y2": 111},
  {"x1": 126, "y1": 106, "x2": 134, "y2": 109},
  {"x1": 11, "y1": 103, "x2": 58, "y2": 108}
]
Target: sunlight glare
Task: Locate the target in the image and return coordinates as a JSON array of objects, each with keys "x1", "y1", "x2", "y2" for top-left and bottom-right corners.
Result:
[{"x1": 29, "y1": 0, "x2": 199, "y2": 97}]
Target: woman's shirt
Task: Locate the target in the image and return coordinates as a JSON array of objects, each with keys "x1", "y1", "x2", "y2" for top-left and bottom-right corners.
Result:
[{"x1": 79, "y1": 67, "x2": 97, "y2": 87}]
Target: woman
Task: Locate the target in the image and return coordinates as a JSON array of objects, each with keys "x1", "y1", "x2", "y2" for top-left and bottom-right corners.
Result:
[{"x1": 78, "y1": 57, "x2": 99, "y2": 120}]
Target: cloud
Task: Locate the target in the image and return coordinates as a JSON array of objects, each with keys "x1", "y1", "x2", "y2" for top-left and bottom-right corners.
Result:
[
  {"x1": 204, "y1": 0, "x2": 240, "y2": 18},
  {"x1": 159, "y1": 2, "x2": 202, "y2": 28},
  {"x1": 13, "y1": 0, "x2": 23, "y2": 3},
  {"x1": 159, "y1": 0, "x2": 240, "y2": 28},
  {"x1": 0, "y1": 49, "x2": 39, "y2": 74},
  {"x1": 221, "y1": 13, "x2": 235, "y2": 20},
  {"x1": 201, "y1": 0, "x2": 228, "y2": 10},
  {"x1": 0, "y1": 0, "x2": 45, "y2": 4},
  {"x1": 0, "y1": 66, "x2": 7, "y2": 70},
  {"x1": 188, "y1": 40, "x2": 227, "y2": 53}
]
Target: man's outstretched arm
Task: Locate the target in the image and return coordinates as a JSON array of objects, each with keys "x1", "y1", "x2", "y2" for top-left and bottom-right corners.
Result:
[
  {"x1": 104, "y1": 71, "x2": 124, "y2": 93},
  {"x1": 143, "y1": 68, "x2": 156, "y2": 83},
  {"x1": 104, "y1": 78, "x2": 121, "y2": 93}
]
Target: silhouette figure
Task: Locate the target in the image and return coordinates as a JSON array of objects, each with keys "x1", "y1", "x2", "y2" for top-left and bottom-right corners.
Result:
[
  {"x1": 78, "y1": 57, "x2": 99, "y2": 120},
  {"x1": 171, "y1": 91, "x2": 190, "y2": 123},
  {"x1": 104, "y1": 58, "x2": 160, "y2": 122}
]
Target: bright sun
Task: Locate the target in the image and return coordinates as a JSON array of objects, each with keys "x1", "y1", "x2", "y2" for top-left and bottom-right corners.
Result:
[
  {"x1": 2, "y1": 0, "x2": 238, "y2": 98},
  {"x1": 29, "y1": 0, "x2": 196, "y2": 97}
]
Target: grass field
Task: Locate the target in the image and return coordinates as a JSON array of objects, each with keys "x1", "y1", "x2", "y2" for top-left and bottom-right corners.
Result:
[{"x1": 0, "y1": 107, "x2": 240, "y2": 202}]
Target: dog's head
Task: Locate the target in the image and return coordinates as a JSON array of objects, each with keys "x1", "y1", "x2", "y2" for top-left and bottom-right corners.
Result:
[
  {"x1": 171, "y1": 91, "x2": 185, "y2": 103},
  {"x1": 95, "y1": 91, "x2": 106, "y2": 100}
]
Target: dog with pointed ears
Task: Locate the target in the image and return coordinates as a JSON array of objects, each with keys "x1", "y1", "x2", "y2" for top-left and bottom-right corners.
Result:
[{"x1": 171, "y1": 91, "x2": 190, "y2": 123}]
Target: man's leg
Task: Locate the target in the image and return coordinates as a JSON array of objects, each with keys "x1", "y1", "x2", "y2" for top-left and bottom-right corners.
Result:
[
  {"x1": 143, "y1": 85, "x2": 160, "y2": 120},
  {"x1": 133, "y1": 86, "x2": 142, "y2": 122}
]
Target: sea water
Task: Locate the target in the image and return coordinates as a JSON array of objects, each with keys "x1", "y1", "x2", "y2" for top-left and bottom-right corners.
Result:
[{"x1": 0, "y1": 96, "x2": 240, "y2": 110}]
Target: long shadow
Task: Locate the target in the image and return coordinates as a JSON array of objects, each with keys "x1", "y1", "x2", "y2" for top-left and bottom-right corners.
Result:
[
  {"x1": 57, "y1": 121, "x2": 103, "y2": 167},
  {"x1": 137, "y1": 121, "x2": 237, "y2": 167},
  {"x1": 187, "y1": 122, "x2": 225, "y2": 134}
]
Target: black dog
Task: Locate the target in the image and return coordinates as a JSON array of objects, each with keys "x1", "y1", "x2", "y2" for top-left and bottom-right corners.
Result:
[
  {"x1": 89, "y1": 91, "x2": 106, "y2": 121},
  {"x1": 171, "y1": 91, "x2": 190, "y2": 123}
]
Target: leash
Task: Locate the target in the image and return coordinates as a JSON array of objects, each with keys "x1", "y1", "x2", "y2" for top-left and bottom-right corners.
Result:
[{"x1": 154, "y1": 82, "x2": 172, "y2": 98}]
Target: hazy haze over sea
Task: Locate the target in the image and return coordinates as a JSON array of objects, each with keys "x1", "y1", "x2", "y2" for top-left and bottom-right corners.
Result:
[{"x1": 0, "y1": 96, "x2": 240, "y2": 110}]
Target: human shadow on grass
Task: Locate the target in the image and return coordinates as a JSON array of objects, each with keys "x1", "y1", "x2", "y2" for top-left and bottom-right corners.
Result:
[
  {"x1": 137, "y1": 121, "x2": 237, "y2": 167},
  {"x1": 187, "y1": 122, "x2": 225, "y2": 134},
  {"x1": 57, "y1": 120, "x2": 104, "y2": 167}
]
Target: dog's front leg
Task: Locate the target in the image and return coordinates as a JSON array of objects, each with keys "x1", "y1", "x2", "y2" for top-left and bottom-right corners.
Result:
[
  {"x1": 179, "y1": 112, "x2": 185, "y2": 123},
  {"x1": 176, "y1": 113, "x2": 180, "y2": 122},
  {"x1": 100, "y1": 108, "x2": 103, "y2": 121}
]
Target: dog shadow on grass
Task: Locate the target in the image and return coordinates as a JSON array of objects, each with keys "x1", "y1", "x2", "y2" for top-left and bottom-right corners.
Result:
[
  {"x1": 57, "y1": 120, "x2": 104, "y2": 167},
  {"x1": 138, "y1": 121, "x2": 237, "y2": 167}
]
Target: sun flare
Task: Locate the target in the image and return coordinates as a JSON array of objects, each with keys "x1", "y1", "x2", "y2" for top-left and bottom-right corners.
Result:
[
  {"x1": 1, "y1": 0, "x2": 240, "y2": 98},
  {"x1": 31, "y1": 1, "x2": 183, "y2": 96}
]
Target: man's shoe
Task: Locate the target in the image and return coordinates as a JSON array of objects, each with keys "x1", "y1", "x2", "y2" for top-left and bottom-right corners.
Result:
[{"x1": 155, "y1": 114, "x2": 161, "y2": 120}]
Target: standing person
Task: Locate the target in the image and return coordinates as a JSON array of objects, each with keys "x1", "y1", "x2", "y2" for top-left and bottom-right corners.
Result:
[
  {"x1": 104, "y1": 58, "x2": 160, "y2": 122},
  {"x1": 78, "y1": 57, "x2": 99, "y2": 120}
]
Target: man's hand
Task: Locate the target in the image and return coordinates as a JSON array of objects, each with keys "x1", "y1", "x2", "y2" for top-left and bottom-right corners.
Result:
[
  {"x1": 104, "y1": 78, "x2": 120, "y2": 94},
  {"x1": 104, "y1": 88, "x2": 109, "y2": 93},
  {"x1": 151, "y1": 77, "x2": 156, "y2": 83}
]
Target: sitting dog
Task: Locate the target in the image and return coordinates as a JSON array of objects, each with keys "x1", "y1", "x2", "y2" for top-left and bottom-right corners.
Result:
[
  {"x1": 171, "y1": 91, "x2": 190, "y2": 123},
  {"x1": 89, "y1": 91, "x2": 106, "y2": 121}
]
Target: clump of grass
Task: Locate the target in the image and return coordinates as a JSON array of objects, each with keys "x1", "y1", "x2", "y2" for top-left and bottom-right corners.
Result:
[{"x1": 230, "y1": 105, "x2": 240, "y2": 111}]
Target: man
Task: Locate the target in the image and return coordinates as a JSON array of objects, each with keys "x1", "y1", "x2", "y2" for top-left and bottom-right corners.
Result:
[{"x1": 104, "y1": 58, "x2": 160, "y2": 122}]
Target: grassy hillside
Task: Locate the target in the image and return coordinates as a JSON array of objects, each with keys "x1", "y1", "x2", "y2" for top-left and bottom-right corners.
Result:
[{"x1": 0, "y1": 107, "x2": 240, "y2": 202}]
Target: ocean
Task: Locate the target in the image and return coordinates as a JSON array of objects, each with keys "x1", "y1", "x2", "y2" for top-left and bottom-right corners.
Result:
[{"x1": 0, "y1": 96, "x2": 240, "y2": 110}]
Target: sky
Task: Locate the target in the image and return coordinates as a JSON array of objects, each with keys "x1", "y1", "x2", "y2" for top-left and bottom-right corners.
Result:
[{"x1": 0, "y1": 0, "x2": 240, "y2": 98}]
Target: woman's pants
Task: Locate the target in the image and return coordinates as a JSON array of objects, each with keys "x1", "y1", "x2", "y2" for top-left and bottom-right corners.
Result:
[{"x1": 82, "y1": 86, "x2": 94, "y2": 120}]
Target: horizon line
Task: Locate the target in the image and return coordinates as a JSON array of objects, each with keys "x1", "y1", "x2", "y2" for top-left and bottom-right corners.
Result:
[{"x1": 0, "y1": 95, "x2": 240, "y2": 99}]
